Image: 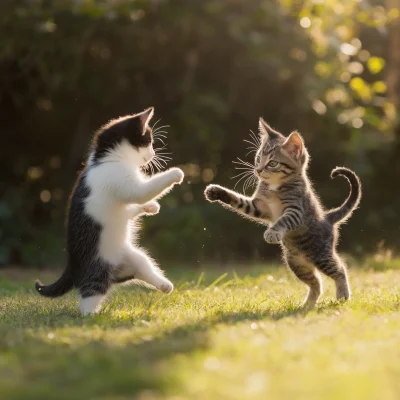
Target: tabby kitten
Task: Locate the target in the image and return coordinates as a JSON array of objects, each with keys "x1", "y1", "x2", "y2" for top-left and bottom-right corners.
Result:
[
  {"x1": 36, "y1": 107, "x2": 184, "y2": 315},
  {"x1": 205, "y1": 118, "x2": 361, "y2": 307}
]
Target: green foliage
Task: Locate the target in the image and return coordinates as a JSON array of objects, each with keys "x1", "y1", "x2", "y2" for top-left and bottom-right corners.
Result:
[
  {"x1": 0, "y1": 0, "x2": 399, "y2": 265},
  {"x1": 1, "y1": 266, "x2": 400, "y2": 399},
  {"x1": 283, "y1": 0, "x2": 399, "y2": 131}
]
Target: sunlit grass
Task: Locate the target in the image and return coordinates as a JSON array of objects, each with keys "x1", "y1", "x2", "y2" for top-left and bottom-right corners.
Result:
[{"x1": 1, "y1": 263, "x2": 400, "y2": 400}]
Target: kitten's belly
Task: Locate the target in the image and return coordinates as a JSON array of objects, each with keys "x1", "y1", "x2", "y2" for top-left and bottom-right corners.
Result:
[
  {"x1": 99, "y1": 221, "x2": 131, "y2": 264},
  {"x1": 86, "y1": 199, "x2": 132, "y2": 265},
  {"x1": 268, "y1": 199, "x2": 284, "y2": 222}
]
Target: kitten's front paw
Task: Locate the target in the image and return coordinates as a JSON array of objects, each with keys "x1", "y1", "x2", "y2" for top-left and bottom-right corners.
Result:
[
  {"x1": 204, "y1": 185, "x2": 230, "y2": 203},
  {"x1": 142, "y1": 201, "x2": 160, "y2": 215},
  {"x1": 264, "y1": 228, "x2": 283, "y2": 244},
  {"x1": 168, "y1": 168, "x2": 184, "y2": 184}
]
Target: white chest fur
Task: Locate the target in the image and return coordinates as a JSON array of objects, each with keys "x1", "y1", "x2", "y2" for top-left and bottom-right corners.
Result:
[
  {"x1": 84, "y1": 155, "x2": 142, "y2": 265},
  {"x1": 266, "y1": 193, "x2": 284, "y2": 223},
  {"x1": 85, "y1": 196, "x2": 135, "y2": 264}
]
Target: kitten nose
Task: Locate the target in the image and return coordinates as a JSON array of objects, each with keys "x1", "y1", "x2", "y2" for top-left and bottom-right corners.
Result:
[{"x1": 256, "y1": 168, "x2": 263, "y2": 174}]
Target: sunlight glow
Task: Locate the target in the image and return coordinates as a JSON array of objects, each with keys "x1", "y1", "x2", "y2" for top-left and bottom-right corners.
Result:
[{"x1": 300, "y1": 17, "x2": 311, "y2": 28}]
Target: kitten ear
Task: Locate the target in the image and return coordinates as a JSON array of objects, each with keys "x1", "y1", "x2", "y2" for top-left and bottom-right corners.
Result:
[
  {"x1": 258, "y1": 118, "x2": 282, "y2": 139},
  {"x1": 138, "y1": 107, "x2": 154, "y2": 133},
  {"x1": 281, "y1": 131, "x2": 304, "y2": 159}
]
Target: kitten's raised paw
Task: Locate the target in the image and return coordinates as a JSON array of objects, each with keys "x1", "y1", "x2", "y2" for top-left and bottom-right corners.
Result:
[
  {"x1": 264, "y1": 228, "x2": 283, "y2": 244},
  {"x1": 204, "y1": 185, "x2": 229, "y2": 203},
  {"x1": 168, "y1": 168, "x2": 184, "y2": 184},
  {"x1": 158, "y1": 281, "x2": 174, "y2": 294},
  {"x1": 142, "y1": 201, "x2": 160, "y2": 215}
]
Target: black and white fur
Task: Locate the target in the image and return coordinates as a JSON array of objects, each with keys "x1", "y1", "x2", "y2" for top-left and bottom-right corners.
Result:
[
  {"x1": 35, "y1": 107, "x2": 184, "y2": 315},
  {"x1": 205, "y1": 118, "x2": 361, "y2": 308}
]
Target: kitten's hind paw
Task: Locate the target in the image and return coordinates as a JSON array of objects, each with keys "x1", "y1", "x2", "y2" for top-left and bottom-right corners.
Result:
[
  {"x1": 158, "y1": 280, "x2": 174, "y2": 294},
  {"x1": 204, "y1": 185, "x2": 230, "y2": 203},
  {"x1": 301, "y1": 298, "x2": 317, "y2": 310}
]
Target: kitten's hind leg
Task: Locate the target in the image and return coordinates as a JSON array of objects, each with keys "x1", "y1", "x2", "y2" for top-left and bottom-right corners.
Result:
[
  {"x1": 80, "y1": 294, "x2": 107, "y2": 316},
  {"x1": 78, "y1": 260, "x2": 112, "y2": 316},
  {"x1": 118, "y1": 246, "x2": 174, "y2": 294},
  {"x1": 285, "y1": 256, "x2": 322, "y2": 308},
  {"x1": 313, "y1": 254, "x2": 351, "y2": 301}
]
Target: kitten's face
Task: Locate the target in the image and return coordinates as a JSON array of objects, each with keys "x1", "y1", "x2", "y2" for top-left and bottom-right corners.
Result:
[
  {"x1": 93, "y1": 107, "x2": 156, "y2": 167},
  {"x1": 254, "y1": 118, "x2": 308, "y2": 187}
]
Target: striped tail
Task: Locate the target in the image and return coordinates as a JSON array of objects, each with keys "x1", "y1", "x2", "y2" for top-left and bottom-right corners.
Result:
[{"x1": 326, "y1": 167, "x2": 362, "y2": 225}]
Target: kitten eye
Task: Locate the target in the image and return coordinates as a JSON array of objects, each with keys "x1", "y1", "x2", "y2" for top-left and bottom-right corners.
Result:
[{"x1": 267, "y1": 160, "x2": 279, "y2": 168}]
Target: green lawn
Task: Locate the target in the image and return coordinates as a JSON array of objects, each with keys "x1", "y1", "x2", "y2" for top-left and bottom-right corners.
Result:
[{"x1": 1, "y1": 262, "x2": 400, "y2": 400}]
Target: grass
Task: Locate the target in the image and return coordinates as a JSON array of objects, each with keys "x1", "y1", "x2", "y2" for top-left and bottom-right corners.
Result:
[{"x1": 1, "y1": 262, "x2": 400, "y2": 400}]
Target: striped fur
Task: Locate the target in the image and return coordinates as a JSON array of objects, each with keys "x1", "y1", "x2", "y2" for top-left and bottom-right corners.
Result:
[{"x1": 205, "y1": 118, "x2": 362, "y2": 307}]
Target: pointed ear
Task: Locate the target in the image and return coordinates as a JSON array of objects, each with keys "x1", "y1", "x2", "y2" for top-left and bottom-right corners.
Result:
[
  {"x1": 258, "y1": 118, "x2": 282, "y2": 139},
  {"x1": 281, "y1": 131, "x2": 304, "y2": 159},
  {"x1": 138, "y1": 107, "x2": 154, "y2": 133}
]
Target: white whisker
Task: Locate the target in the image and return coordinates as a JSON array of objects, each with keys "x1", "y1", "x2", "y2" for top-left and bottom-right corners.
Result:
[
  {"x1": 154, "y1": 157, "x2": 168, "y2": 166},
  {"x1": 243, "y1": 173, "x2": 257, "y2": 193},
  {"x1": 156, "y1": 155, "x2": 172, "y2": 161},
  {"x1": 245, "y1": 149, "x2": 257, "y2": 157},
  {"x1": 243, "y1": 140, "x2": 259, "y2": 150},
  {"x1": 157, "y1": 159, "x2": 171, "y2": 165},
  {"x1": 157, "y1": 155, "x2": 172, "y2": 160},
  {"x1": 153, "y1": 124, "x2": 170, "y2": 131},
  {"x1": 154, "y1": 138, "x2": 167, "y2": 146},
  {"x1": 153, "y1": 132, "x2": 167, "y2": 138},
  {"x1": 151, "y1": 119, "x2": 162, "y2": 130},
  {"x1": 234, "y1": 168, "x2": 253, "y2": 173},
  {"x1": 234, "y1": 172, "x2": 253, "y2": 190},
  {"x1": 152, "y1": 126, "x2": 169, "y2": 135},
  {"x1": 231, "y1": 170, "x2": 252, "y2": 179},
  {"x1": 153, "y1": 159, "x2": 164, "y2": 171},
  {"x1": 149, "y1": 160, "x2": 158, "y2": 172},
  {"x1": 143, "y1": 161, "x2": 155, "y2": 176},
  {"x1": 249, "y1": 130, "x2": 261, "y2": 145},
  {"x1": 233, "y1": 158, "x2": 254, "y2": 168}
]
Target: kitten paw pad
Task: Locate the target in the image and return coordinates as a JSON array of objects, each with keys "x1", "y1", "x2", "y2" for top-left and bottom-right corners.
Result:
[
  {"x1": 204, "y1": 185, "x2": 229, "y2": 203},
  {"x1": 264, "y1": 229, "x2": 283, "y2": 244},
  {"x1": 143, "y1": 202, "x2": 160, "y2": 215},
  {"x1": 158, "y1": 281, "x2": 174, "y2": 294}
]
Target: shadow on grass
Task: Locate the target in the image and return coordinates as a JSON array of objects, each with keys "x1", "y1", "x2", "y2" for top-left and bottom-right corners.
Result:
[
  {"x1": 1, "y1": 299, "x2": 350, "y2": 399},
  {"x1": 0, "y1": 296, "x2": 297, "y2": 398},
  {"x1": 0, "y1": 276, "x2": 349, "y2": 398},
  {"x1": 1, "y1": 324, "x2": 208, "y2": 399}
]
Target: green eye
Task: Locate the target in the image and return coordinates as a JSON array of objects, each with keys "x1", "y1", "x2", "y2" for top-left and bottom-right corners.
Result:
[{"x1": 267, "y1": 161, "x2": 279, "y2": 168}]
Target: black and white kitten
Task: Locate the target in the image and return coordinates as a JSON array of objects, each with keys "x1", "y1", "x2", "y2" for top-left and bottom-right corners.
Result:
[
  {"x1": 205, "y1": 118, "x2": 361, "y2": 307},
  {"x1": 36, "y1": 107, "x2": 184, "y2": 315}
]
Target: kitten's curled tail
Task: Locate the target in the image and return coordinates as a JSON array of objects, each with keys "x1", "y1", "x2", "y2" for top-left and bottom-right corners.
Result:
[
  {"x1": 35, "y1": 268, "x2": 73, "y2": 297},
  {"x1": 326, "y1": 167, "x2": 361, "y2": 225}
]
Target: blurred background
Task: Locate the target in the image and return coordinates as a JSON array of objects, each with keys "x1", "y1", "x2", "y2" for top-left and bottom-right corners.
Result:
[{"x1": 0, "y1": 0, "x2": 399, "y2": 268}]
